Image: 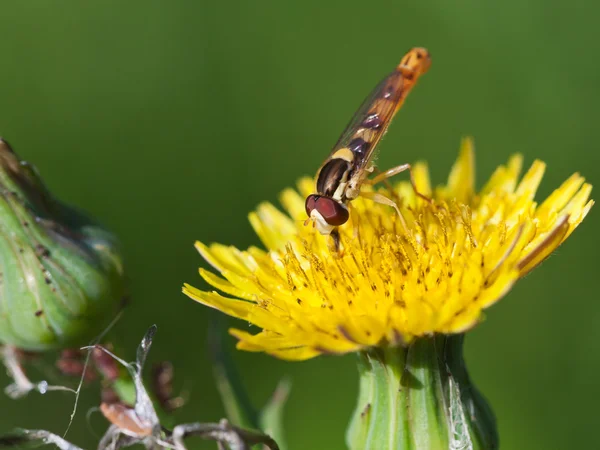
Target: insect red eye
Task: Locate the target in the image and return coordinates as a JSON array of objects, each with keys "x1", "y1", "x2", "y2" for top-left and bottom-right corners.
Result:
[
  {"x1": 305, "y1": 195, "x2": 349, "y2": 226},
  {"x1": 315, "y1": 197, "x2": 349, "y2": 226},
  {"x1": 305, "y1": 194, "x2": 320, "y2": 216}
]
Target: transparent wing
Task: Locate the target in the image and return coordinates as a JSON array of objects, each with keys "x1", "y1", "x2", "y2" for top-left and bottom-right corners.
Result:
[{"x1": 320, "y1": 69, "x2": 405, "y2": 175}]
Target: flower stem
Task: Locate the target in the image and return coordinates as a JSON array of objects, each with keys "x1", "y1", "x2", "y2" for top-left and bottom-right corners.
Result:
[{"x1": 346, "y1": 335, "x2": 498, "y2": 450}]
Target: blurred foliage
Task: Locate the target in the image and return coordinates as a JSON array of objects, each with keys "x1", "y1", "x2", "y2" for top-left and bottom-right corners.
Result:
[{"x1": 0, "y1": 1, "x2": 597, "y2": 449}]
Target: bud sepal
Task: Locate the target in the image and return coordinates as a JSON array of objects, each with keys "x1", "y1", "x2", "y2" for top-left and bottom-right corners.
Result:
[{"x1": 346, "y1": 335, "x2": 498, "y2": 450}]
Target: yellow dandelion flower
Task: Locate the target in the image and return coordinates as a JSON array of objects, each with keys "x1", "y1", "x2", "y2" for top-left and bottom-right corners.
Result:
[{"x1": 183, "y1": 139, "x2": 593, "y2": 361}]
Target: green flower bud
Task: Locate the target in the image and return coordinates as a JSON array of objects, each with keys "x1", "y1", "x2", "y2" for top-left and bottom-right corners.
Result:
[
  {"x1": 346, "y1": 335, "x2": 498, "y2": 450},
  {"x1": 0, "y1": 139, "x2": 126, "y2": 351}
]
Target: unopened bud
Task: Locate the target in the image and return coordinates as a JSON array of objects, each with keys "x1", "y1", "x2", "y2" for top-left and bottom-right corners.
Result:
[{"x1": 0, "y1": 139, "x2": 126, "y2": 351}]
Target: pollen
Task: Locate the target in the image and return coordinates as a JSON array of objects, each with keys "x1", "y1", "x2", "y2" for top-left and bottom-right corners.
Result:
[{"x1": 183, "y1": 139, "x2": 593, "y2": 360}]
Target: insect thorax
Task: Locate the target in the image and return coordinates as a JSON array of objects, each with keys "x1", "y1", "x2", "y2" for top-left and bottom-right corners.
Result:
[{"x1": 316, "y1": 158, "x2": 352, "y2": 201}]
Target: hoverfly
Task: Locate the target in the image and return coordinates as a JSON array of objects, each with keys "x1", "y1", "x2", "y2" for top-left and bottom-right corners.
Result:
[{"x1": 305, "y1": 47, "x2": 432, "y2": 249}]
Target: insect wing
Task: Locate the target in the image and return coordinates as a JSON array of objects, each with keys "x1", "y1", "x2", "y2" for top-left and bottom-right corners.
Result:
[{"x1": 320, "y1": 69, "x2": 405, "y2": 175}]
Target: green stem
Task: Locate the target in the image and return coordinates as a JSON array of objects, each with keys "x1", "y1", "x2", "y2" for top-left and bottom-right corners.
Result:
[{"x1": 346, "y1": 335, "x2": 498, "y2": 450}]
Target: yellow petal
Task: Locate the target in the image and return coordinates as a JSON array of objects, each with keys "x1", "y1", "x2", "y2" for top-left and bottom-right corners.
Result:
[
  {"x1": 517, "y1": 215, "x2": 570, "y2": 275},
  {"x1": 446, "y1": 137, "x2": 475, "y2": 202},
  {"x1": 183, "y1": 285, "x2": 254, "y2": 320},
  {"x1": 536, "y1": 173, "x2": 585, "y2": 220},
  {"x1": 515, "y1": 160, "x2": 546, "y2": 199}
]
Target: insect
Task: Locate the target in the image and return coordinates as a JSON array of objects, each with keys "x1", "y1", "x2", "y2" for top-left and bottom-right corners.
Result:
[{"x1": 304, "y1": 47, "x2": 432, "y2": 248}]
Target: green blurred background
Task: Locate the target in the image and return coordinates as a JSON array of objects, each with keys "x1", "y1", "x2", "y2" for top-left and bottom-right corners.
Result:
[{"x1": 0, "y1": 1, "x2": 597, "y2": 449}]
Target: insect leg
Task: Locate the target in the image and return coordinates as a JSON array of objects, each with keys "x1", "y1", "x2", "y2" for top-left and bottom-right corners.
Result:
[
  {"x1": 371, "y1": 166, "x2": 395, "y2": 192},
  {"x1": 367, "y1": 163, "x2": 432, "y2": 203},
  {"x1": 329, "y1": 228, "x2": 342, "y2": 254},
  {"x1": 359, "y1": 190, "x2": 409, "y2": 232}
]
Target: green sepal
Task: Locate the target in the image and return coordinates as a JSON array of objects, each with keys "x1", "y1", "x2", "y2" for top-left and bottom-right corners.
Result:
[
  {"x1": 259, "y1": 377, "x2": 291, "y2": 450},
  {"x1": 346, "y1": 335, "x2": 498, "y2": 450},
  {"x1": 209, "y1": 316, "x2": 259, "y2": 430},
  {"x1": 209, "y1": 316, "x2": 289, "y2": 449}
]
